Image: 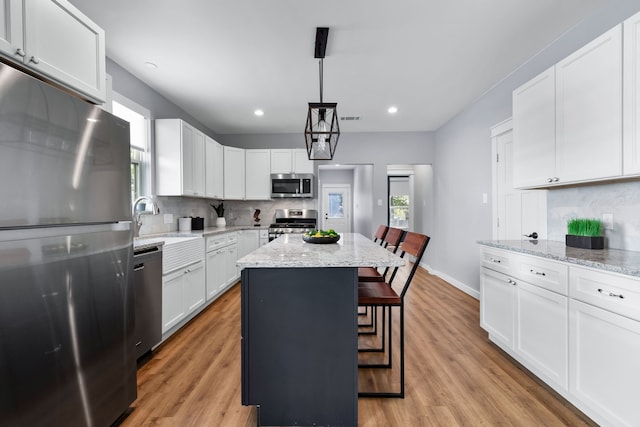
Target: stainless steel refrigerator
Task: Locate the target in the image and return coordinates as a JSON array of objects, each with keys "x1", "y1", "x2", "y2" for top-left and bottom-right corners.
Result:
[{"x1": 0, "y1": 63, "x2": 136, "y2": 426}]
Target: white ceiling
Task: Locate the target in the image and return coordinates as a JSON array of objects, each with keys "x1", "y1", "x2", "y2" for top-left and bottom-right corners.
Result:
[{"x1": 70, "y1": 0, "x2": 605, "y2": 135}]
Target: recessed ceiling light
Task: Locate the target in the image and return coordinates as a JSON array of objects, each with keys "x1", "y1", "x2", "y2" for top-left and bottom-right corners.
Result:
[
  {"x1": 254, "y1": 109, "x2": 264, "y2": 116},
  {"x1": 387, "y1": 106, "x2": 398, "y2": 114},
  {"x1": 143, "y1": 61, "x2": 158, "y2": 69}
]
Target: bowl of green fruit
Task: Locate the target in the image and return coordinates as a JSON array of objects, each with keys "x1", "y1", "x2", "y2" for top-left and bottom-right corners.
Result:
[{"x1": 302, "y1": 229, "x2": 340, "y2": 244}]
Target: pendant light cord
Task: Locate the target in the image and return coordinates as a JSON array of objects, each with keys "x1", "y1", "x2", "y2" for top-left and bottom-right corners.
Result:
[{"x1": 319, "y1": 58, "x2": 323, "y2": 103}]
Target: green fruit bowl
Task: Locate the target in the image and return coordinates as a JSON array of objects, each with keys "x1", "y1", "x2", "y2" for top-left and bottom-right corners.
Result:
[{"x1": 302, "y1": 234, "x2": 340, "y2": 244}]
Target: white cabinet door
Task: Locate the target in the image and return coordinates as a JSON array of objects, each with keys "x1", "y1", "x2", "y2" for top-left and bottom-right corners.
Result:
[
  {"x1": 206, "y1": 249, "x2": 227, "y2": 301},
  {"x1": 183, "y1": 261, "x2": 205, "y2": 313},
  {"x1": 624, "y1": 11, "x2": 640, "y2": 176},
  {"x1": 556, "y1": 25, "x2": 622, "y2": 184},
  {"x1": 512, "y1": 67, "x2": 556, "y2": 188},
  {"x1": 162, "y1": 269, "x2": 185, "y2": 333},
  {"x1": 270, "y1": 149, "x2": 293, "y2": 174},
  {"x1": 155, "y1": 119, "x2": 205, "y2": 197},
  {"x1": 238, "y1": 230, "x2": 259, "y2": 259},
  {"x1": 0, "y1": 0, "x2": 22, "y2": 58},
  {"x1": 569, "y1": 299, "x2": 640, "y2": 427},
  {"x1": 224, "y1": 146, "x2": 245, "y2": 200},
  {"x1": 190, "y1": 129, "x2": 205, "y2": 197},
  {"x1": 225, "y1": 244, "x2": 239, "y2": 285},
  {"x1": 205, "y1": 136, "x2": 224, "y2": 199},
  {"x1": 245, "y1": 149, "x2": 271, "y2": 200},
  {"x1": 480, "y1": 267, "x2": 515, "y2": 348},
  {"x1": 23, "y1": 0, "x2": 106, "y2": 102},
  {"x1": 292, "y1": 149, "x2": 314, "y2": 174},
  {"x1": 515, "y1": 281, "x2": 568, "y2": 391}
]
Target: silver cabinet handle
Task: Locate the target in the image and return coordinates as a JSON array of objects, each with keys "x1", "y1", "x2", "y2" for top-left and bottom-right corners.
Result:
[
  {"x1": 29, "y1": 55, "x2": 40, "y2": 64},
  {"x1": 597, "y1": 288, "x2": 624, "y2": 299},
  {"x1": 547, "y1": 177, "x2": 553, "y2": 183},
  {"x1": 553, "y1": 177, "x2": 559, "y2": 182},
  {"x1": 490, "y1": 258, "x2": 501, "y2": 263},
  {"x1": 506, "y1": 278, "x2": 516, "y2": 285},
  {"x1": 530, "y1": 269, "x2": 546, "y2": 276},
  {"x1": 15, "y1": 48, "x2": 25, "y2": 57}
]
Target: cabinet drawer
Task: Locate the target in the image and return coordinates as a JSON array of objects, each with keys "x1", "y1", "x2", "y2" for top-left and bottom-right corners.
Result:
[
  {"x1": 570, "y1": 265, "x2": 640, "y2": 321},
  {"x1": 480, "y1": 247, "x2": 515, "y2": 275},
  {"x1": 226, "y1": 232, "x2": 238, "y2": 244},
  {"x1": 206, "y1": 234, "x2": 228, "y2": 251},
  {"x1": 513, "y1": 254, "x2": 569, "y2": 295}
]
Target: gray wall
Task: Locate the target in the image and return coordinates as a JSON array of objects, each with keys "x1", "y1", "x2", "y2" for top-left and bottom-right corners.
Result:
[{"x1": 431, "y1": 0, "x2": 640, "y2": 296}]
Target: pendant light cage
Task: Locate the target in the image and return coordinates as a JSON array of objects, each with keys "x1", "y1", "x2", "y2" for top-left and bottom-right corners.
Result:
[
  {"x1": 304, "y1": 27, "x2": 340, "y2": 160},
  {"x1": 304, "y1": 102, "x2": 340, "y2": 160}
]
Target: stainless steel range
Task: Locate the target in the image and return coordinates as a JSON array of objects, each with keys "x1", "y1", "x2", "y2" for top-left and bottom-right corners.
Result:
[{"x1": 268, "y1": 209, "x2": 318, "y2": 241}]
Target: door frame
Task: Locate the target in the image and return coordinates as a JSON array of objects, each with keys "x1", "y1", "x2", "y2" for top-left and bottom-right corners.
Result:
[{"x1": 491, "y1": 118, "x2": 513, "y2": 240}]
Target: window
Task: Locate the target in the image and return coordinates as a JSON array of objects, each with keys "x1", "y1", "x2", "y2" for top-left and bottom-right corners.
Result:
[
  {"x1": 388, "y1": 176, "x2": 410, "y2": 229},
  {"x1": 112, "y1": 96, "x2": 151, "y2": 202}
]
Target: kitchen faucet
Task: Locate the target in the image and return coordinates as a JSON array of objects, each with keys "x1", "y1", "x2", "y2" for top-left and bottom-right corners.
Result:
[{"x1": 133, "y1": 196, "x2": 160, "y2": 237}]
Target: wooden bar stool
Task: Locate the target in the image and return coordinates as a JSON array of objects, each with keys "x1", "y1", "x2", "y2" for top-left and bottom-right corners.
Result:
[
  {"x1": 357, "y1": 231, "x2": 431, "y2": 398},
  {"x1": 358, "y1": 227, "x2": 405, "y2": 332}
]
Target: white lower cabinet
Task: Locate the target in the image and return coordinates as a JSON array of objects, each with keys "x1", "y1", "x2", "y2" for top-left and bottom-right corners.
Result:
[
  {"x1": 480, "y1": 267, "x2": 515, "y2": 348},
  {"x1": 515, "y1": 280, "x2": 568, "y2": 390},
  {"x1": 205, "y1": 232, "x2": 239, "y2": 302},
  {"x1": 162, "y1": 260, "x2": 205, "y2": 334},
  {"x1": 569, "y1": 299, "x2": 640, "y2": 427},
  {"x1": 480, "y1": 265, "x2": 568, "y2": 391},
  {"x1": 480, "y1": 246, "x2": 640, "y2": 427}
]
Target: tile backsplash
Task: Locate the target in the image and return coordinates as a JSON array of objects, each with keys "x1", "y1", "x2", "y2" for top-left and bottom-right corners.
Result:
[
  {"x1": 547, "y1": 180, "x2": 640, "y2": 251},
  {"x1": 138, "y1": 196, "x2": 318, "y2": 235}
]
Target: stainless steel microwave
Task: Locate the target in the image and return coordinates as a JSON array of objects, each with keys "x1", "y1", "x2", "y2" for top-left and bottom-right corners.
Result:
[{"x1": 271, "y1": 174, "x2": 314, "y2": 198}]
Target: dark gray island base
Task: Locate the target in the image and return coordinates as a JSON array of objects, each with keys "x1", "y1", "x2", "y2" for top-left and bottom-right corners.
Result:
[{"x1": 241, "y1": 267, "x2": 358, "y2": 426}]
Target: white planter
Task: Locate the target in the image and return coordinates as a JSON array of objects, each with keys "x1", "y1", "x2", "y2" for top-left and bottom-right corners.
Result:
[{"x1": 215, "y1": 217, "x2": 226, "y2": 227}]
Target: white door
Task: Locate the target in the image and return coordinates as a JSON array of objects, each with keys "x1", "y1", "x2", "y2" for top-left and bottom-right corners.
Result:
[
  {"x1": 493, "y1": 120, "x2": 547, "y2": 240},
  {"x1": 321, "y1": 184, "x2": 351, "y2": 233}
]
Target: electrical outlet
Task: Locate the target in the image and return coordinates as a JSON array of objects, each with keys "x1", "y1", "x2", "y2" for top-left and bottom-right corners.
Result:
[{"x1": 602, "y1": 213, "x2": 613, "y2": 230}]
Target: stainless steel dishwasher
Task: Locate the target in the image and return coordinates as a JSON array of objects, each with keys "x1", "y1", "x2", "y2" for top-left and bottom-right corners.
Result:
[{"x1": 133, "y1": 245, "x2": 163, "y2": 360}]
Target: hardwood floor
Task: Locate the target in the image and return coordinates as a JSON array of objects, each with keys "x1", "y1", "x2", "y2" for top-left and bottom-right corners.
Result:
[{"x1": 121, "y1": 265, "x2": 596, "y2": 426}]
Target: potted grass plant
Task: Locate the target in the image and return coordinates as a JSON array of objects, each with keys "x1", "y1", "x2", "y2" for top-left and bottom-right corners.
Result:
[
  {"x1": 210, "y1": 202, "x2": 226, "y2": 227},
  {"x1": 566, "y1": 218, "x2": 604, "y2": 249}
]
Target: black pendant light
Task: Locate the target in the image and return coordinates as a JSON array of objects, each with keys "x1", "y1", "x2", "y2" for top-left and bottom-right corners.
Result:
[{"x1": 304, "y1": 27, "x2": 340, "y2": 161}]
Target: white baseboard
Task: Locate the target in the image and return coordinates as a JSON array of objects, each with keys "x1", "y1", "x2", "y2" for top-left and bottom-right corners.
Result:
[{"x1": 420, "y1": 262, "x2": 480, "y2": 300}]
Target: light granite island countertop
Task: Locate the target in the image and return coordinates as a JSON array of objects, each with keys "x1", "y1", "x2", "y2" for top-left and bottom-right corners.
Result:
[
  {"x1": 238, "y1": 232, "x2": 404, "y2": 426},
  {"x1": 237, "y1": 232, "x2": 405, "y2": 269}
]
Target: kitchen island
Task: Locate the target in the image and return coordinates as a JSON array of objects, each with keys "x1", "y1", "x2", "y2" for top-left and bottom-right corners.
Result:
[{"x1": 237, "y1": 233, "x2": 404, "y2": 426}]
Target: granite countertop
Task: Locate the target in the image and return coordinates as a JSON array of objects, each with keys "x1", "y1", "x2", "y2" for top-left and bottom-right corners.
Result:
[
  {"x1": 237, "y1": 233, "x2": 405, "y2": 269},
  {"x1": 134, "y1": 225, "x2": 268, "y2": 249},
  {"x1": 478, "y1": 239, "x2": 640, "y2": 277}
]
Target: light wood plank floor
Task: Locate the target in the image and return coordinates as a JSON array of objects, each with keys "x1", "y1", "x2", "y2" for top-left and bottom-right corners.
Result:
[{"x1": 120, "y1": 265, "x2": 596, "y2": 426}]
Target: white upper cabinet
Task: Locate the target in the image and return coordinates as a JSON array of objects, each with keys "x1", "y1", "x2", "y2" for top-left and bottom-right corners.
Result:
[
  {"x1": 512, "y1": 67, "x2": 556, "y2": 188},
  {"x1": 624, "y1": 10, "x2": 640, "y2": 176},
  {"x1": 271, "y1": 149, "x2": 314, "y2": 174},
  {"x1": 245, "y1": 149, "x2": 271, "y2": 200},
  {"x1": 512, "y1": 24, "x2": 623, "y2": 189},
  {"x1": 224, "y1": 146, "x2": 245, "y2": 200},
  {"x1": 205, "y1": 136, "x2": 224, "y2": 199},
  {"x1": 155, "y1": 119, "x2": 206, "y2": 197},
  {"x1": 0, "y1": 0, "x2": 106, "y2": 102},
  {"x1": 292, "y1": 149, "x2": 314, "y2": 174},
  {"x1": 556, "y1": 24, "x2": 622, "y2": 184}
]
